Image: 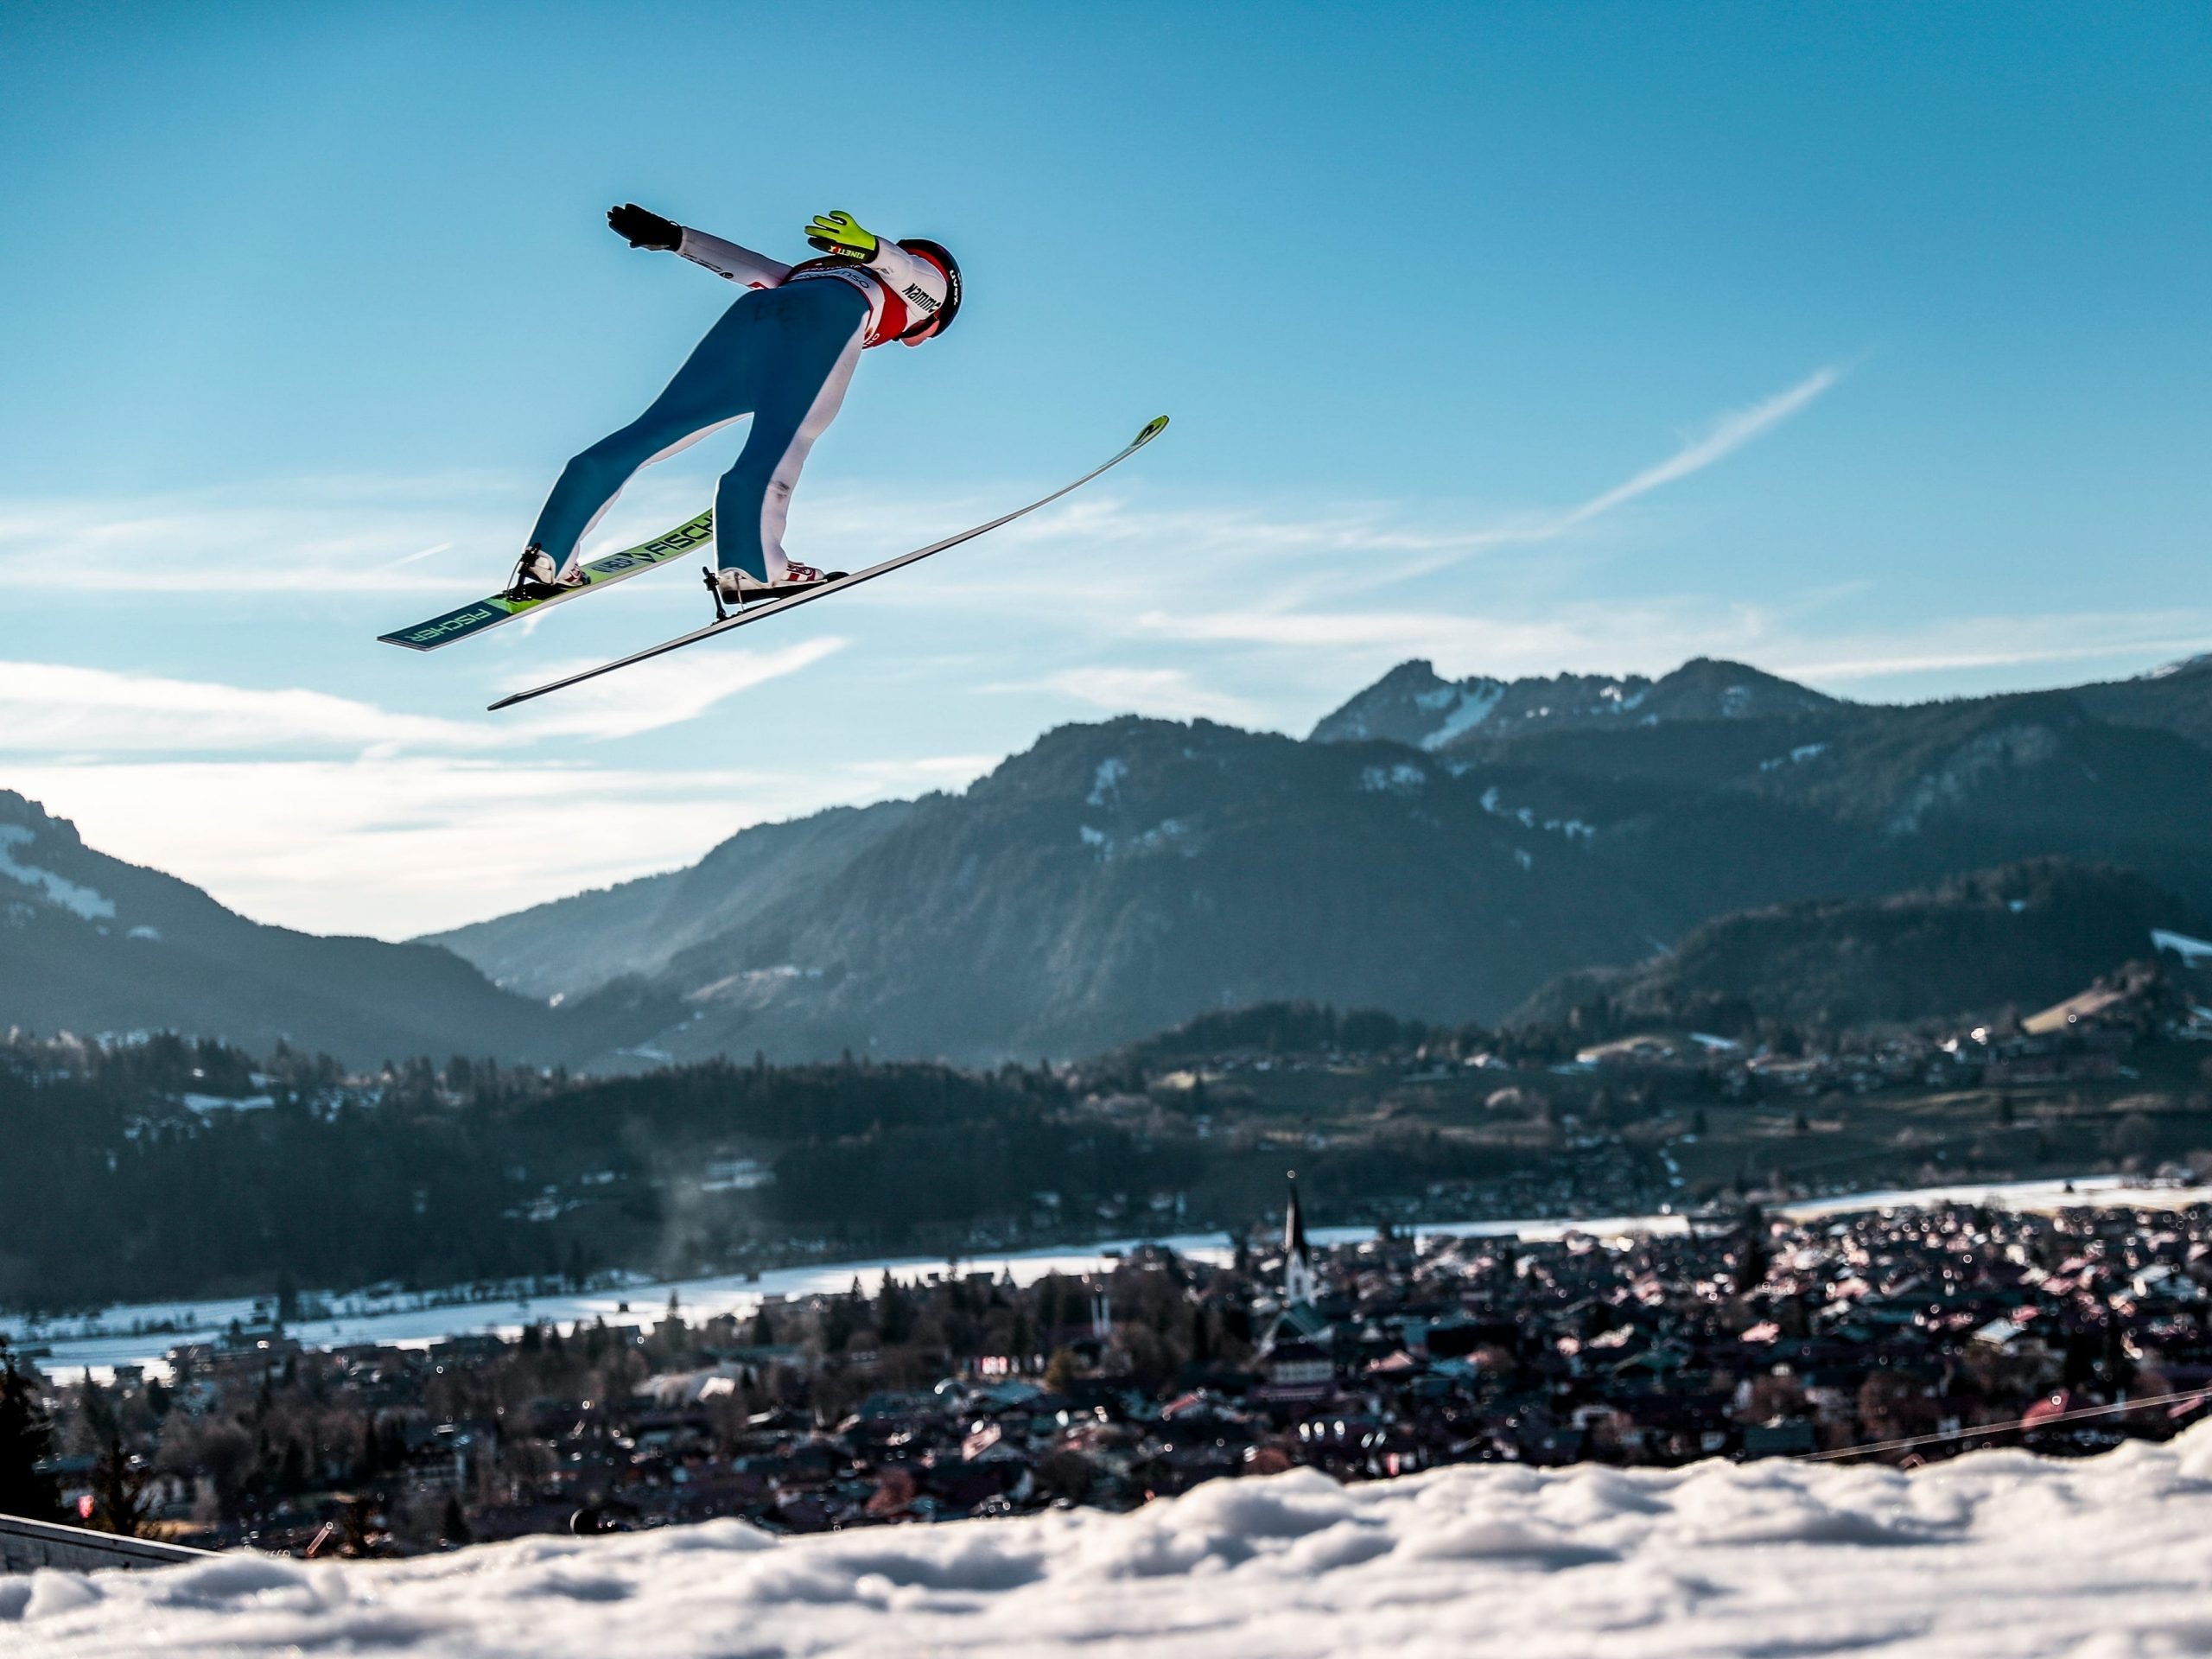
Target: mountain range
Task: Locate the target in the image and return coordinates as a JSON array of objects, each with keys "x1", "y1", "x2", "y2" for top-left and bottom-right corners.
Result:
[
  {"x1": 8, "y1": 653, "x2": 2211, "y2": 1068},
  {"x1": 424, "y1": 653, "x2": 2212, "y2": 1065}
]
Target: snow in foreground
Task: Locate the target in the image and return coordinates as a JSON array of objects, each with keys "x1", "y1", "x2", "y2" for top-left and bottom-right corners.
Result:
[{"x1": 12, "y1": 1428, "x2": 2212, "y2": 1658}]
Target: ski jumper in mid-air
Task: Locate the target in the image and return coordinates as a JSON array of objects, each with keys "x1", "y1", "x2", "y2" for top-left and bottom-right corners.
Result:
[{"x1": 510, "y1": 204, "x2": 961, "y2": 606}]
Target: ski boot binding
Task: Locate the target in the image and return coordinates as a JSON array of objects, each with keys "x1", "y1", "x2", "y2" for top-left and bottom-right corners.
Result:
[{"x1": 504, "y1": 546, "x2": 589, "y2": 601}]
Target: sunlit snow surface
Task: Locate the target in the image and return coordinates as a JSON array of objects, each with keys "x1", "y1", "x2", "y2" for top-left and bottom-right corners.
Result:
[{"x1": 15, "y1": 1429, "x2": 2212, "y2": 1656}]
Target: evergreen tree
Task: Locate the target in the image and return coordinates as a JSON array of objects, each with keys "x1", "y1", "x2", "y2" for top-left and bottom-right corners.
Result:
[
  {"x1": 278, "y1": 1437, "x2": 307, "y2": 1496},
  {"x1": 0, "y1": 1341, "x2": 62, "y2": 1521},
  {"x1": 78, "y1": 1373, "x2": 118, "y2": 1445},
  {"x1": 88, "y1": 1435, "x2": 148, "y2": 1536},
  {"x1": 874, "y1": 1274, "x2": 913, "y2": 1344}
]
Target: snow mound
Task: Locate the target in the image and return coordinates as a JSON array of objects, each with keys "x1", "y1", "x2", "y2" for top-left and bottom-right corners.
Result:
[{"x1": 17, "y1": 1429, "x2": 2212, "y2": 1656}]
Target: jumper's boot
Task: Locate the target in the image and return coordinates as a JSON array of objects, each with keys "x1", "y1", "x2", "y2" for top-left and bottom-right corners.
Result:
[
  {"x1": 505, "y1": 545, "x2": 589, "y2": 600},
  {"x1": 711, "y1": 562, "x2": 848, "y2": 607}
]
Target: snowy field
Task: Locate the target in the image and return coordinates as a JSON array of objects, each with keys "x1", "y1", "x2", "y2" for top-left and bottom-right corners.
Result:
[
  {"x1": 3, "y1": 1170, "x2": 2187, "y2": 1379},
  {"x1": 11, "y1": 1425, "x2": 2212, "y2": 1656}
]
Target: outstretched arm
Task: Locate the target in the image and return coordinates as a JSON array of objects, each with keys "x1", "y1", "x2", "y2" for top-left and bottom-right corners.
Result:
[
  {"x1": 675, "y1": 226, "x2": 791, "y2": 289},
  {"x1": 606, "y1": 204, "x2": 791, "y2": 289}
]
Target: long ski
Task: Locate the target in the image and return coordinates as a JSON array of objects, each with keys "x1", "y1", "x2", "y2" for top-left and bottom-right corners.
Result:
[
  {"x1": 487, "y1": 416, "x2": 1169, "y2": 711},
  {"x1": 378, "y1": 512, "x2": 718, "y2": 652}
]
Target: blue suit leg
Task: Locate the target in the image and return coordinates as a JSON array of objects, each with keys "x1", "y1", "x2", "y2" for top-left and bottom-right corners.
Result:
[
  {"x1": 527, "y1": 290, "x2": 777, "y2": 569},
  {"x1": 712, "y1": 281, "x2": 870, "y2": 582}
]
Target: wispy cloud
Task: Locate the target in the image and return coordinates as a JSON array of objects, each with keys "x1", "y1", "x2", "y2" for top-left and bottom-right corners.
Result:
[
  {"x1": 0, "y1": 660, "x2": 492, "y2": 753},
  {"x1": 988, "y1": 665, "x2": 1268, "y2": 727},
  {"x1": 0, "y1": 470, "x2": 707, "y2": 597},
  {"x1": 1773, "y1": 622, "x2": 2212, "y2": 684},
  {"x1": 0, "y1": 640, "x2": 842, "y2": 756},
  {"x1": 3, "y1": 758, "x2": 778, "y2": 937},
  {"x1": 0, "y1": 365, "x2": 1843, "y2": 606},
  {"x1": 1558, "y1": 365, "x2": 1844, "y2": 531},
  {"x1": 834, "y1": 753, "x2": 1003, "y2": 795},
  {"x1": 1134, "y1": 595, "x2": 2212, "y2": 715},
  {"x1": 498, "y1": 638, "x2": 847, "y2": 741},
  {"x1": 5, "y1": 746, "x2": 1005, "y2": 939},
  {"x1": 802, "y1": 366, "x2": 1848, "y2": 647}
]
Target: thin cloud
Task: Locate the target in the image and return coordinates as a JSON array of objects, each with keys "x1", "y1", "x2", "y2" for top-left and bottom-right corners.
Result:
[
  {"x1": 3, "y1": 758, "x2": 782, "y2": 937},
  {"x1": 0, "y1": 360, "x2": 1837, "y2": 604},
  {"x1": 6, "y1": 747, "x2": 1011, "y2": 939},
  {"x1": 0, "y1": 660, "x2": 493, "y2": 753},
  {"x1": 0, "y1": 475, "x2": 692, "y2": 597},
  {"x1": 1775, "y1": 626, "x2": 2212, "y2": 684},
  {"x1": 0, "y1": 639, "x2": 842, "y2": 757},
  {"x1": 499, "y1": 638, "x2": 847, "y2": 741},
  {"x1": 834, "y1": 753, "x2": 1002, "y2": 794},
  {"x1": 1560, "y1": 365, "x2": 1844, "y2": 530},
  {"x1": 989, "y1": 665, "x2": 1269, "y2": 727}
]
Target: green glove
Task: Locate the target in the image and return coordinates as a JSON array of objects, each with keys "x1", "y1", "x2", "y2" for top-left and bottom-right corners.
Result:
[{"x1": 804, "y1": 210, "x2": 880, "y2": 261}]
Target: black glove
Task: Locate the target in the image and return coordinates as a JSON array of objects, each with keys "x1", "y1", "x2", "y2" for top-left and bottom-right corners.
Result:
[{"x1": 607, "y1": 203, "x2": 681, "y2": 251}]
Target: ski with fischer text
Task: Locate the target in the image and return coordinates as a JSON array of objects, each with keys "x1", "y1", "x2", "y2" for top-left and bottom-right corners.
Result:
[
  {"x1": 377, "y1": 512, "x2": 718, "y2": 652},
  {"x1": 486, "y1": 416, "x2": 1169, "y2": 711}
]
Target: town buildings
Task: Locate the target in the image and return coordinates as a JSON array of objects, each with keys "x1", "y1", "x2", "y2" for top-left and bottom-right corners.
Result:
[{"x1": 16, "y1": 1184, "x2": 2212, "y2": 1556}]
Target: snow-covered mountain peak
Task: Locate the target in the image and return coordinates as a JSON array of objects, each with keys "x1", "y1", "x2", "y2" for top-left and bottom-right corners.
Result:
[{"x1": 1310, "y1": 658, "x2": 1842, "y2": 753}]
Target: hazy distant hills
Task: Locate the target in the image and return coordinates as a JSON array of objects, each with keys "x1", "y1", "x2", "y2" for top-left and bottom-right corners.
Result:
[
  {"x1": 420, "y1": 654, "x2": 2212, "y2": 1067},
  {"x1": 1507, "y1": 858, "x2": 2209, "y2": 1033},
  {"x1": 0, "y1": 791, "x2": 656, "y2": 1067},
  {"x1": 429, "y1": 803, "x2": 917, "y2": 1002}
]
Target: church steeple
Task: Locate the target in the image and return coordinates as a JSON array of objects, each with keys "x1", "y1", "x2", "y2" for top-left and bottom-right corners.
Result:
[{"x1": 1282, "y1": 1173, "x2": 1317, "y2": 1306}]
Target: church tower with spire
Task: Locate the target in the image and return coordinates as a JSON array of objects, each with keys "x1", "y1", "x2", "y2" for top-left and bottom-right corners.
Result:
[{"x1": 1282, "y1": 1173, "x2": 1318, "y2": 1307}]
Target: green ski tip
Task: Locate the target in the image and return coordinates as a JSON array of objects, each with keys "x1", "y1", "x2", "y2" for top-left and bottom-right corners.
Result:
[{"x1": 1135, "y1": 415, "x2": 1170, "y2": 446}]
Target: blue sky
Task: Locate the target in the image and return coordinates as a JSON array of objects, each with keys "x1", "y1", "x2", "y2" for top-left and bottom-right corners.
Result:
[{"x1": 1, "y1": 3, "x2": 2206, "y2": 938}]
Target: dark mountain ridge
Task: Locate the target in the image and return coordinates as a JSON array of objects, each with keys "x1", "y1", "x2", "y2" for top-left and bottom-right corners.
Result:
[
  {"x1": 1506, "y1": 858, "x2": 2211, "y2": 1033},
  {"x1": 1307, "y1": 656, "x2": 1843, "y2": 753},
  {"x1": 421, "y1": 653, "x2": 2212, "y2": 1067},
  {"x1": 13, "y1": 653, "x2": 2212, "y2": 1071}
]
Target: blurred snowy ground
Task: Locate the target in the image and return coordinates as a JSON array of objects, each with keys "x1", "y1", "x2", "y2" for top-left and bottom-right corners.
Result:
[{"x1": 10, "y1": 1426, "x2": 2212, "y2": 1657}]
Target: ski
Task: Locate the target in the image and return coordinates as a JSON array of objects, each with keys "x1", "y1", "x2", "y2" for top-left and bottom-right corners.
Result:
[
  {"x1": 376, "y1": 512, "x2": 718, "y2": 652},
  {"x1": 487, "y1": 416, "x2": 1169, "y2": 711}
]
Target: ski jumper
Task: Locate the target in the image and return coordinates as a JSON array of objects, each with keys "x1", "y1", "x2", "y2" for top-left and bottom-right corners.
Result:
[{"x1": 527, "y1": 226, "x2": 957, "y2": 583}]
